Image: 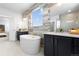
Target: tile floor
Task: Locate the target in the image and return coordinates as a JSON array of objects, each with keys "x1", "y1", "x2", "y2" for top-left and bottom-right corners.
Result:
[{"x1": 0, "y1": 38, "x2": 44, "y2": 56}]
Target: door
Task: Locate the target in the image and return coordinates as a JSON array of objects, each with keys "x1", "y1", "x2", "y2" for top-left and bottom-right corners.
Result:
[
  {"x1": 44, "y1": 34, "x2": 55, "y2": 56},
  {"x1": 57, "y1": 36, "x2": 71, "y2": 56},
  {"x1": 73, "y1": 38, "x2": 79, "y2": 54}
]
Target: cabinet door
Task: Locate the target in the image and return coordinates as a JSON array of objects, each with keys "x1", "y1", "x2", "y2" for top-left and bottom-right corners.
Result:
[
  {"x1": 53, "y1": 35, "x2": 58, "y2": 56},
  {"x1": 44, "y1": 34, "x2": 54, "y2": 56},
  {"x1": 73, "y1": 38, "x2": 79, "y2": 54},
  {"x1": 57, "y1": 36, "x2": 71, "y2": 56}
]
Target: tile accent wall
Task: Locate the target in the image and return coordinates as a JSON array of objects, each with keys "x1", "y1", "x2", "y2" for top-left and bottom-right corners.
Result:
[
  {"x1": 24, "y1": 5, "x2": 55, "y2": 37},
  {"x1": 43, "y1": 7, "x2": 51, "y2": 32},
  {"x1": 27, "y1": 13, "x2": 33, "y2": 32}
]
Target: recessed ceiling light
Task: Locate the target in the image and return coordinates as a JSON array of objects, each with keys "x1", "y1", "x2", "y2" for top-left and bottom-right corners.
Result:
[
  {"x1": 23, "y1": 18, "x2": 27, "y2": 21},
  {"x1": 56, "y1": 3, "x2": 62, "y2": 6},
  {"x1": 68, "y1": 10, "x2": 71, "y2": 12}
]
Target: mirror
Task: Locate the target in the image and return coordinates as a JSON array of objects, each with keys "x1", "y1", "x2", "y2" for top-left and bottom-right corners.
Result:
[{"x1": 59, "y1": 11, "x2": 79, "y2": 32}]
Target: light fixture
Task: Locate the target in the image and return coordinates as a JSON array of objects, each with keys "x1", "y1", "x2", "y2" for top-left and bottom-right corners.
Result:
[
  {"x1": 56, "y1": 3, "x2": 62, "y2": 6},
  {"x1": 68, "y1": 10, "x2": 71, "y2": 12},
  {"x1": 23, "y1": 18, "x2": 27, "y2": 21}
]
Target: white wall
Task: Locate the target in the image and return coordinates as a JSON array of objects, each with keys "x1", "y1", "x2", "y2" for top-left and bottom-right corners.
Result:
[{"x1": 0, "y1": 7, "x2": 22, "y2": 41}]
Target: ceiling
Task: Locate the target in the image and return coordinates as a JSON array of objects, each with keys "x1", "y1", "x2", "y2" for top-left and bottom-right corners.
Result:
[
  {"x1": 0, "y1": 3, "x2": 34, "y2": 14},
  {"x1": 50, "y1": 3, "x2": 79, "y2": 16},
  {"x1": 0, "y1": 3, "x2": 79, "y2": 16}
]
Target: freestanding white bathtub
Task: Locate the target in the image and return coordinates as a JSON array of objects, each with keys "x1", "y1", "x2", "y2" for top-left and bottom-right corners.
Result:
[{"x1": 20, "y1": 35, "x2": 41, "y2": 55}]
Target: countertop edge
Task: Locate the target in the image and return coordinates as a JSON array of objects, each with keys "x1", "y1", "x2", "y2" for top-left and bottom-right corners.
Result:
[{"x1": 44, "y1": 32, "x2": 79, "y2": 38}]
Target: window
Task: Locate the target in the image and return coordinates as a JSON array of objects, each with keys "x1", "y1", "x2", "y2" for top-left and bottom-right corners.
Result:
[{"x1": 32, "y1": 7, "x2": 43, "y2": 26}]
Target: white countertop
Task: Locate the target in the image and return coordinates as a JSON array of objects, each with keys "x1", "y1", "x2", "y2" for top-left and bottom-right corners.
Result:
[{"x1": 44, "y1": 32, "x2": 79, "y2": 38}]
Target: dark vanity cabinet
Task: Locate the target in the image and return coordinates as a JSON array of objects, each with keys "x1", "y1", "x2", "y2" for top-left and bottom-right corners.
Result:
[
  {"x1": 16, "y1": 31, "x2": 28, "y2": 40},
  {"x1": 72, "y1": 38, "x2": 79, "y2": 54},
  {"x1": 44, "y1": 35, "x2": 54, "y2": 56},
  {"x1": 44, "y1": 34, "x2": 71, "y2": 56},
  {"x1": 56, "y1": 36, "x2": 71, "y2": 56}
]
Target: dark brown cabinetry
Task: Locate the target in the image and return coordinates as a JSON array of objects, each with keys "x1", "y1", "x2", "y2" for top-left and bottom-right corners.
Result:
[
  {"x1": 56, "y1": 36, "x2": 71, "y2": 56},
  {"x1": 44, "y1": 34, "x2": 71, "y2": 56},
  {"x1": 72, "y1": 38, "x2": 79, "y2": 54},
  {"x1": 44, "y1": 35, "x2": 54, "y2": 56},
  {"x1": 16, "y1": 31, "x2": 28, "y2": 40}
]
